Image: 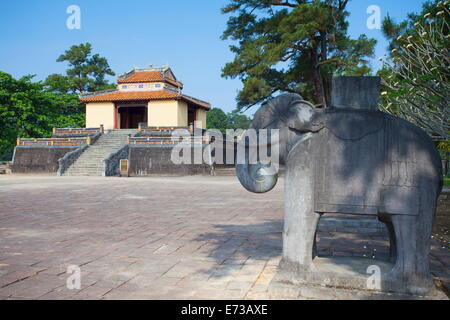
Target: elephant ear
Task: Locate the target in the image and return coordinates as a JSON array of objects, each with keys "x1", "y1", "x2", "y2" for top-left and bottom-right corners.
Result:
[
  {"x1": 252, "y1": 93, "x2": 303, "y2": 129},
  {"x1": 286, "y1": 99, "x2": 325, "y2": 133}
]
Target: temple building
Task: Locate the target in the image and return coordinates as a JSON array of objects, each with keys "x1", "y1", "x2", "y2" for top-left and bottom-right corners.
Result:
[
  {"x1": 13, "y1": 65, "x2": 214, "y2": 176},
  {"x1": 80, "y1": 65, "x2": 211, "y2": 130}
]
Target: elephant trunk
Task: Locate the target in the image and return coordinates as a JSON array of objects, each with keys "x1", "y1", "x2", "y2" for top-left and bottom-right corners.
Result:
[{"x1": 236, "y1": 160, "x2": 278, "y2": 194}]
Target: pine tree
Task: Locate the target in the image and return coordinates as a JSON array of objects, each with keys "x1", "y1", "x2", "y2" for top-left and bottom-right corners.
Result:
[
  {"x1": 45, "y1": 43, "x2": 115, "y2": 94},
  {"x1": 221, "y1": 0, "x2": 376, "y2": 109}
]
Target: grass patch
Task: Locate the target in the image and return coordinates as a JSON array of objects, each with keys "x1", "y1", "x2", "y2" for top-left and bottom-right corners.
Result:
[{"x1": 445, "y1": 177, "x2": 450, "y2": 187}]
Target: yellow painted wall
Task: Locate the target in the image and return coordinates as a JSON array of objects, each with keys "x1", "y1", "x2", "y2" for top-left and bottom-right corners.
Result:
[
  {"x1": 147, "y1": 100, "x2": 188, "y2": 127},
  {"x1": 85, "y1": 100, "x2": 207, "y2": 129},
  {"x1": 196, "y1": 109, "x2": 207, "y2": 129},
  {"x1": 86, "y1": 102, "x2": 115, "y2": 130},
  {"x1": 178, "y1": 101, "x2": 188, "y2": 127}
]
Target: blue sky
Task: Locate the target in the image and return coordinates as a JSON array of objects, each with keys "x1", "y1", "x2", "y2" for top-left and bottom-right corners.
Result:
[{"x1": 0, "y1": 0, "x2": 427, "y2": 115}]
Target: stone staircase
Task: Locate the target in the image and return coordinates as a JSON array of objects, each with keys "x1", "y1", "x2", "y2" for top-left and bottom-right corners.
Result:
[{"x1": 64, "y1": 130, "x2": 137, "y2": 176}]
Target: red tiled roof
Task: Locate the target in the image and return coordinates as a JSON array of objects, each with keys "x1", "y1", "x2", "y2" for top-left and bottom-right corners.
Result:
[
  {"x1": 80, "y1": 90, "x2": 211, "y2": 110},
  {"x1": 117, "y1": 72, "x2": 182, "y2": 88}
]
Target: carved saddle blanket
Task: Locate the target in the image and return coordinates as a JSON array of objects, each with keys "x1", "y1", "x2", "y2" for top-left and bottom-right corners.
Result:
[{"x1": 314, "y1": 109, "x2": 420, "y2": 216}]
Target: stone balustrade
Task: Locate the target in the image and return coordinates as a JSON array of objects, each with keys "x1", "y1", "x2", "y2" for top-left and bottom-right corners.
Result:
[
  {"x1": 17, "y1": 137, "x2": 89, "y2": 147},
  {"x1": 53, "y1": 126, "x2": 103, "y2": 137}
]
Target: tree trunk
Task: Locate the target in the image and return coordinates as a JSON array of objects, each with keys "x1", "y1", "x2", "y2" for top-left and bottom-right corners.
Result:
[
  {"x1": 319, "y1": 33, "x2": 331, "y2": 107},
  {"x1": 322, "y1": 76, "x2": 331, "y2": 107},
  {"x1": 310, "y1": 48, "x2": 326, "y2": 107}
]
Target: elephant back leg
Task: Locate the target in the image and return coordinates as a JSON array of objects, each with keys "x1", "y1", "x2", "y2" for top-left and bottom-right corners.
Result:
[{"x1": 389, "y1": 210, "x2": 435, "y2": 295}]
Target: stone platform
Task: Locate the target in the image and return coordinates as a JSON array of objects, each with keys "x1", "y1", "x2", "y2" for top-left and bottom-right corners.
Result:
[
  {"x1": 269, "y1": 257, "x2": 447, "y2": 300},
  {"x1": 0, "y1": 175, "x2": 448, "y2": 300}
]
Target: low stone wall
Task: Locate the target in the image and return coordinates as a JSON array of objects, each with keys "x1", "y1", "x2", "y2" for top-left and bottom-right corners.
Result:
[
  {"x1": 318, "y1": 215, "x2": 387, "y2": 234},
  {"x1": 104, "y1": 145, "x2": 129, "y2": 177},
  {"x1": 437, "y1": 189, "x2": 449, "y2": 217},
  {"x1": 317, "y1": 190, "x2": 450, "y2": 235},
  {"x1": 435, "y1": 189, "x2": 449, "y2": 247},
  {"x1": 128, "y1": 145, "x2": 212, "y2": 176},
  {"x1": 12, "y1": 146, "x2": 78, "y2": 174}
]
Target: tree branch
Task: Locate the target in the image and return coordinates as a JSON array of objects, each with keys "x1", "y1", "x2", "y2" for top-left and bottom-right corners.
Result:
[
  {"x1": 338, "y1": 0, "x2": 349, "y2": 10},
  {"x1": 269, "y1": 1, "x2": 299, "y2": 8}
]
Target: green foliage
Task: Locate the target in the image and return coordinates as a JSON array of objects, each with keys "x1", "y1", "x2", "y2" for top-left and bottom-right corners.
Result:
[
  {"x1": 0, "y1": 43, "x2": 116, "y2": 160},
  {"x1": 382, "y1": 0, "x2": 449, "y2": 52},
  {"x1": 207, "y1": 107, "x2": 252, "y2": 133},
  {"x1": 45, "y1": 43, "x2": 115, "y2": 94},
  {"x1": 206, "y1": 108, "x2": 229, "y2": 132},
  {"x1": 221, "y1": 0, "x2": 376, "y2": 109},
  {"x1": 0, "y1": 72, "x2": 85, "y2": 160},
  {"x1": 379, "y1": 0, "x2": 449, "y2": 143},
  {"x1": 444, "y1": 176, "x2": 450, "y2": 187},
  {"x1": 228, "y1": 109, "x2": 252, "y2": 130},
  {"x1": 438, "y1": 142, "x2": 450, "y2": 153}
]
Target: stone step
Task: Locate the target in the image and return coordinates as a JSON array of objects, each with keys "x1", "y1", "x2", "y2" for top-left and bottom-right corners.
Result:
[
  {"x1": 82, "y1": 151, "x2": 114, "y2": 153},
  {"x1": 69, "y1": 161, "x2": 104, "y2": 164},
  {"x1": 66, "y1": 170, "x2": 103, "y2": 173},
  {"x1": 66, "y1": 173, "x2": 103, "y2": 175},
  {"x1": 68, "y1": 167, "x2": 104, "y2": 170},
  {"x1": 65, "y1": 174, "x2": 103, "y2": 176},
  {"x1": 66, "y1": 167, "x2": 104, "y2": 170},
  {"x1": 87, "y1": 147, "x2": 121, "y2": 149},
  {"x1": 78, "y1": 156, "x2": 109, "y2": 159},
  {"x1": 68, "y1": 166, "x2": 104, "y2": 169},
  {"x1": 68, "y1": 166, "x2": 103, "y2": 169},
  {"x1": 80, "y1": 157, "x2": 113, "y2": 159},
  {"x1": 214, "y1": 167, "x2": 236, "y2": 176},
  {"x1": 67, "y1": 168, "x2": 103, "y2": 170},
  {"x1": 67, "y1": 171, "x2": 103, "y2": 173},
  {"x1": 87, "y1": 144, "x2": 121, "y2": 146},
  {"x1": 65, "y1": 174, "x2": 103, "y2": 177}
]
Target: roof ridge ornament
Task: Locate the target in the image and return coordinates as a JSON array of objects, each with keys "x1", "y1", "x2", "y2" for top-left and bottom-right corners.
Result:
[{"x1": 118, "y1": 65, "x2": 174, "y2": 80}]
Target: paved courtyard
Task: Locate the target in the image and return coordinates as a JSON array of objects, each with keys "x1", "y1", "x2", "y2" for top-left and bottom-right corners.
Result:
[{"x1": 0, "y1": 175, "x2": 448, "y2": 300}]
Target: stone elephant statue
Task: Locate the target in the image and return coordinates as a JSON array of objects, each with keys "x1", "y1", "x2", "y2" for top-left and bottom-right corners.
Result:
[{"x1": 236, "y1": 92, "x2": 443, "y2": 296}]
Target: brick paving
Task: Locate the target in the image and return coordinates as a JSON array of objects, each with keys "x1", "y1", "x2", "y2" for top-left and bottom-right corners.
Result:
[{"x1": 0, "y1": 175, "x2": 448, "y2": 300}]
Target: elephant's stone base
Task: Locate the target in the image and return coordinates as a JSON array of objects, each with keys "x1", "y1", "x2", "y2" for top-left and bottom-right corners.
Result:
[{"x1": 268, "y1": 257, "x2": 448, "y2": 300}]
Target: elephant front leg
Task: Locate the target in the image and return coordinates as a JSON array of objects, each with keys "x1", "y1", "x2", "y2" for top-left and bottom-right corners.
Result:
[
  {"x1": 283, "y1": 210, "x2": 321, "y2": 271},
  {"x1": 282, "y1": 140, "x2": 319, "y2": 273}
]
